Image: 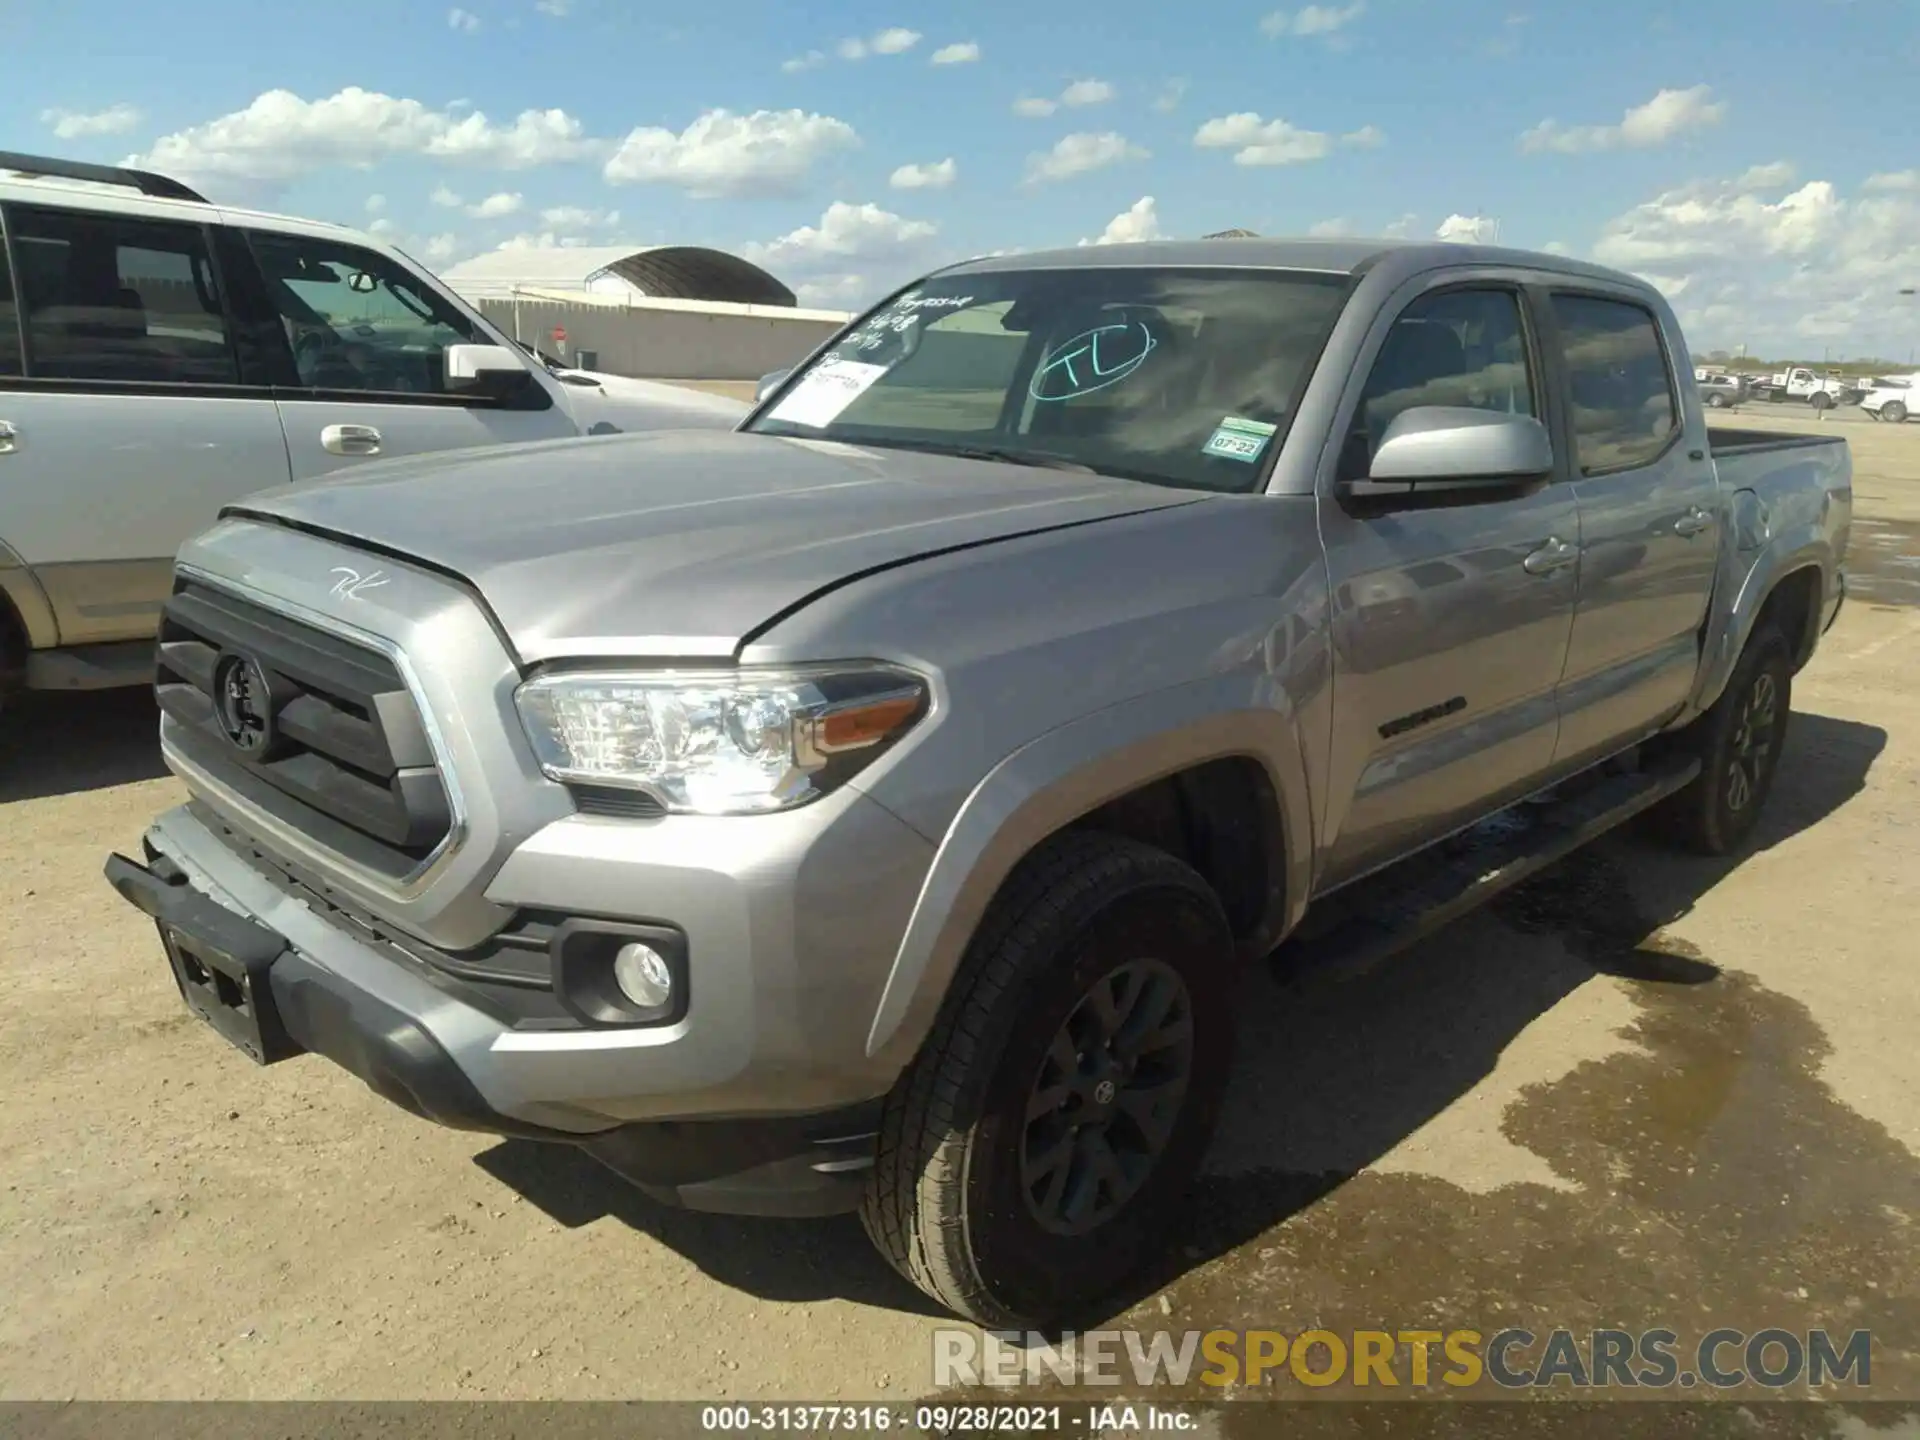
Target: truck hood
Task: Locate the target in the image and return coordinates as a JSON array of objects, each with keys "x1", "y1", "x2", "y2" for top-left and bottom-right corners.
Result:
[{"x1": 230, "y1": 430, "x2": 1201, "y2": 661}]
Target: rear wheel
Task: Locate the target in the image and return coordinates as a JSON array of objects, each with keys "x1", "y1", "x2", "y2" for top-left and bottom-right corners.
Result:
[
  {"x1": 1885, "y1": 401, "x2": 1909, "y2": 424},
  {"x1": 1705, "y1": 392, "x2": 1729, "y2": 409},
  {"x1": 861, "y1": 832, "x2": 1235, "y2": 1327},
  {"x1": 1809, "y1": 390, "x2": 1834, "y2": 411},
  {"x1": 1645, "y1": 625, "x2": 1792, "y2": 855}
]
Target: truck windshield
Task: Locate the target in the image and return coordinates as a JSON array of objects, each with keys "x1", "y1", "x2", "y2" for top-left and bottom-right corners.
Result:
[{"x1": 745, "y1": 267, "x2": 1351, "y2": 493}]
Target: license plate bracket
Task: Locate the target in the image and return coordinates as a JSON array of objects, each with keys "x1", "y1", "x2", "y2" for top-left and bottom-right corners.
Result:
[{"x1": 160, "y1": 921, "x2": 301, "y2": 1065}]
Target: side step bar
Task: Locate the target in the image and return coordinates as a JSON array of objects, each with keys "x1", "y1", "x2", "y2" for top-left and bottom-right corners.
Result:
[{"x1": 1275, "y1": 753, "x2": 1702, "y2": 985}]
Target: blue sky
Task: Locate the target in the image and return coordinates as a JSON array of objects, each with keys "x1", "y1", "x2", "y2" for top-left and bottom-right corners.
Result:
[{"x1": 8, "y1": 0, "x2": 1920, "y2": 357}]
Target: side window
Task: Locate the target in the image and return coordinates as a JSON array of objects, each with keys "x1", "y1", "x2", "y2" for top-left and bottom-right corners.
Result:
[
  {"x1": 1353, "y1": 288, "x2": 1536, "y2": 459},
  {"x1": 1551, "y1": 293, "x2": 1679, "y2": 474},
  {"x1": 0, "y1": 216, "x2": 20, "y2": 377},
  {"x1": 245, "y1": 231, "x2": 485, "y2": 398},
  {"x1": 7, "y1": 204, "x2": 239, "y2": 385}
]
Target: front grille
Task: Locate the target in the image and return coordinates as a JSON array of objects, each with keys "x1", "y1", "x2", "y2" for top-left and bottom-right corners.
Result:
[{"x1": 156, "y1": 579, "x2": 453, "y2": 879}]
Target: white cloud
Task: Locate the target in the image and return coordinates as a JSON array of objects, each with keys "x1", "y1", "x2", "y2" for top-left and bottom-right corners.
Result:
[
  {"x1": 1260, "y1": 2, "x2": 1365, "y2": 37},
  {"x1": 534, "y1": 0, "x2": 571, "y2": 14},
  {"x1": 421, "y1": 234, "x2": 462, "y2": 264},
  {"x1": 539, "y1": 204, "x2": 618, "y2": 228},
  {"x1": 1542, "y1": 240, "x2": 1573, "y2": 256},
  {"x1": 889, "y1": 158, "x2": 956, "y2": 190},
  {"x1": 1307, "y1": 217, "x2": 1353, "y2": 237},
  {"x1": 1520, "y1": 84, "x2": 1725, "y2": 154},
  {"x1": 740, "y1": 200, "x2": 940, "y2": 310},
  {"x1": 1588, "y1": 167, "x2": 1920, "y2": 353},
  {"x1": 447, "y1": 7, "x2": 480, "y2": 31},
  {"x1": 1061, "y1": 79, "x2": 1116, "y2": 108},
  {"x1": 783, "y1": 51, "x2": 826, "y2": 73},
  {"x1": 1738, "y1": 160, "x2": 1797, "y2": 189},
  {"x1": 930, "y1": 41, "x2": 980, "y2": 64},
  {"x1": 603, "y1": 107, "x2": 859, "y2": 198},
  {"x1": 1153, "y1": 78, "x2": 1189, "y2": 114},
  {"x1": 468, "y1": 190, "x2": 523, "y2": 218},
  {"x1": 1864, "y1": 170, "x2": 1920, "y2": 193},
  {"x1": 1382, "y1": 212, "x2": 1417, "y2": 239},
  {"x1": 431, "y1": 184, "x2": 464, "y2": 207},
  {"x1": 1082, "y1": 196, "x2": 1163, "y2": 246},
  {"x1": 130, "y1": 88, "x2": 598, "y2": 200},
  {"x1": 1015, "y1": 79, "x2": 1116, "y2": 119},
  {"x1": 1194, "y1": 113, "x2": 1331, "y2": 166},
  {"x1": 1024, "y1": 131, "x2": 1149, "y2": 185},
  {"x1": 837, "y1": 37, "x2": 868, "y2": 60},
  {"x1": 1343, "y1": 124, "x2": 1386, "y2": 149},
  {"x1": 365, "y1": 193, "x2": 387, "y2": 213},
  {"x1": 870, "y1": 27, "x2": 921, "y2": 53},
  {"x1": 1436, "y1": 214, "x2": 1500, "y2": 244},
  {"x1": 40, "y1": 104, "x2": 142, "y2": 139}
]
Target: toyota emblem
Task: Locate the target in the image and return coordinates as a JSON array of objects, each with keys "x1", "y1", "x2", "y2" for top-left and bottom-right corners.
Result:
[{"x1": 213, "y1": 653, "x2": 275, "y2": 755}]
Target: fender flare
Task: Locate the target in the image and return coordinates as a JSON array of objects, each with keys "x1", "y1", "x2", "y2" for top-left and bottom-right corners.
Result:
[
  {"x1": 1689, "y1": 527, "x2": 1833, "y2": 720},
  {"x1": 0, "y1": 536, "x2": 60, "y2": 655},
  {"x1": 861, "y1": 676, "x2": 1314, "y2": 1069}
]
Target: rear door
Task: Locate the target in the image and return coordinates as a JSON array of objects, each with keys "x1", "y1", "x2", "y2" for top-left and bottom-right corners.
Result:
[
  {"x1": 1545, "y1": 290, "x2": 1721, "y2": 768},
  {"x1": 0, "y1": 199, "x2": 290, "y2": 645},
  {"x1": 233, "y1": 229, "x2": 577, "y2": 481},
  {"x1": 1316, "y1": 279, "x2": 1580, "y2": 890}
]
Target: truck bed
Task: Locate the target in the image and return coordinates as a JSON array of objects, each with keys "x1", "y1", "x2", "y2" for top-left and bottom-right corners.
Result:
[{"x1": 1706, "y1": 427, "x2": 1849, "y2": 454}]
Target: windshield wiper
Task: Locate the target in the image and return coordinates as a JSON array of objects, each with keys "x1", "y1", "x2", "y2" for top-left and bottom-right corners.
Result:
[{"x1": 852, "y1": 436, "x2": 1098, "y2": 474}]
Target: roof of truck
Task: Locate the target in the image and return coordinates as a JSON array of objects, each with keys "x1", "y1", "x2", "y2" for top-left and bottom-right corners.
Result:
[{"x1": 940, "y1": 236, "x2": 1645, "y2": 291}]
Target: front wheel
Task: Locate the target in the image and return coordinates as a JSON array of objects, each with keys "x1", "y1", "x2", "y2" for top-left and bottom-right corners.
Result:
[
  {"x1": 1645, "y1": 625, "x2": 1792, "y2": 855},
  {"x1": 1706, "y1": 392, "x2": 1729, "y2": 409},
  {"x1": 1809, "y1": 391, "x2": 1835, "y2": 411},
  {"x1": 861, "y1": 832, "x2": 1235, "y2": 1327}
]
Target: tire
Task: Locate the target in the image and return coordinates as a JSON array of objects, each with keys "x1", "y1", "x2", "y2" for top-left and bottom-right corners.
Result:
[
  {"x1": 1885, "y1": 401, "x2": 1909, "y2": 424},
  {"x1": 860, "y1": 831, "x2": 1236, "y2": 1327},
  {"x1": 1706, "y1": 393, "x2": 1728, "y2": 409},
  {"x1": 1809, "y1": 391, "x2": 1834, "y2": 411},
  {"x1": 1645, "y1": 625, "x2": 1792, "y2": 855}
]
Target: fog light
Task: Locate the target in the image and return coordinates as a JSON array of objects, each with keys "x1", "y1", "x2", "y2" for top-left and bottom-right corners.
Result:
[{"x1": 612, "y1": 941, "x2": 674, "y2": 1010}]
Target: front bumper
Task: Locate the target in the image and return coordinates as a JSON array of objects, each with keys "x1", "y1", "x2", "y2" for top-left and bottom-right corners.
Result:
[{"x1": 104, "y1": 801, "x2": 919, "y2": 1217}]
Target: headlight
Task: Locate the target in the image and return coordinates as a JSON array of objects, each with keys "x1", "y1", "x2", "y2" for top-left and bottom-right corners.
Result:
[{"x1": 514, "y1": 665, "x2": 928, "y2": 815}]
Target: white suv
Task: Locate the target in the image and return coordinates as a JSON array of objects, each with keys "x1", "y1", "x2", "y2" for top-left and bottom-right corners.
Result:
[{"x1": 0, "y1": 151, "x2": 746, "y2": 712}]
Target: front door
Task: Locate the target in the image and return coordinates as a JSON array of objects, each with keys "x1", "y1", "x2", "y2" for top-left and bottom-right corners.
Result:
[
  {"x1": 1317, "y1": 283, "x2": 1580, "y2": 891},
  {"x1": 0, "y1": 201, "x2": 289, "y2": 644},
  {"x1": 1544, "y1": 291, "x2": 1721, "y2": 768},
  {"x1": 236, "y1": 230, "x2": 576, "y2": 483}
]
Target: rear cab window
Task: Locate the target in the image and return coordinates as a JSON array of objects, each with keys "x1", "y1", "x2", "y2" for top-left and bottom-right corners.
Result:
[
  {"x1": 5, "y1": 203, "x2": 239, "y2": 385},
  {"x1": 0, "y1": 210, "x2": 20, "y2": 377}
]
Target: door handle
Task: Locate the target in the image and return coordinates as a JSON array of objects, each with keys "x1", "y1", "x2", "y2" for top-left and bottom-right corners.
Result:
[
  {"x1": 320, "y1": 423, "x2": 382, "y2": 457},
  {"x1": 1673, "y1": 507, "x2": 1714, "y2": 538},
  {"x1": 0, "y1": 420, "x2": 17, "y2": 455},
  {"x1": 1522, "y1": 536, "x2": 1581, "y2": 576}
]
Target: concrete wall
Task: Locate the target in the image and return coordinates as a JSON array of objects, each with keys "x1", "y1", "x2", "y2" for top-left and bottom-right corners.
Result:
[{"x1": 474, "y1": 297, "x2": 847, "y2": 380}]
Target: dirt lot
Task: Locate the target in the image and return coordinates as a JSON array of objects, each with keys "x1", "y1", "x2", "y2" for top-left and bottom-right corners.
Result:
[{"x1": 1, "y1": 403, "x2": 1917, "y2": 1404}]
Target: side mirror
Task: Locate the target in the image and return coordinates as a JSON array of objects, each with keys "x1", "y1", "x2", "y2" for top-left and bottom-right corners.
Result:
[
  {"x1": 445, "y1": 342, "x2": 535, "y2": 398},
  {"x1": 756, "y1": 368, "x2": 792, "y2": 403},
  {"x1": 347, "y1": 271, "x2": 378, "y2": 294},
  {"x1": 1342, "y1": 407, "x2": 1553, "y2": 502}
]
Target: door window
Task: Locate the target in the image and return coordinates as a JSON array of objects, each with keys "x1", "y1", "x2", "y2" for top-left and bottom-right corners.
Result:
[
  {"x1": 1347, "y1": 287, "x2": 1537, "y2": 467},
  {"x1": 0, "y1": 216, "x2": 20, "y2": 376},
  {"x1": 245, "y1": 232, "x2": 487, "y2": 398},
  {"x1": 1549, "y1": 294, "x2": 1679, "y2": 474},
  {"x1": 5, "y1": 204, "x2": 238, "y2": 384}
]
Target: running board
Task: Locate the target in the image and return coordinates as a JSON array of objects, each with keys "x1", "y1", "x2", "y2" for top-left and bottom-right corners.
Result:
[{"x1": 1274, "y1": 754, "x2": 1702, "y2": 985}]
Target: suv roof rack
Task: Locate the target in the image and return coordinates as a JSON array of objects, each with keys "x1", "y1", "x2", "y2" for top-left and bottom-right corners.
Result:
[{"x1": 0, "y1": 150, "x2": 209, "y2": 205}]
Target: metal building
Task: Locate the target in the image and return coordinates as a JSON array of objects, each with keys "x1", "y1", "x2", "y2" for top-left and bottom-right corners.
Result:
[{"x1": 438, "y1": 244, "x2": 797, "y2": 307}]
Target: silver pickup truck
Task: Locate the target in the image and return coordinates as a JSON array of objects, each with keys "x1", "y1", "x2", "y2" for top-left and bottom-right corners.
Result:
[{"x1": 106, "y1": 238, "x2": 1850, "y2": 1327}]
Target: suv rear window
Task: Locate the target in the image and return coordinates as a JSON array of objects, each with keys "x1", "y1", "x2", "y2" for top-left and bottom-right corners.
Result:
[
  {"x1": 0, "y1": 215, "x2": 20, "y2": 377},
  {"x1": 6, "y1": 204, "x2": 239, "y2": 385}
]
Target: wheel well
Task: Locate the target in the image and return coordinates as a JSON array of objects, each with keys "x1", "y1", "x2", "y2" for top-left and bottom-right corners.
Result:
[
  {"x1": 1758, "y1": 565, "x2": 1822, "y2": 671},
  {"x1": 0, "y1": 588, "x2": 28, "y2": 697},
  {"x1": 1067, "y1": 756, "x2": 1283, "y2": 944}
]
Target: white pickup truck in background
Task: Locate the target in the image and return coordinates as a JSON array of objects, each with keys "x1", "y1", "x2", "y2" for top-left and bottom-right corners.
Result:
[{"x1": 1757, "y1": 367, "x2": 1861, "y2": 410}]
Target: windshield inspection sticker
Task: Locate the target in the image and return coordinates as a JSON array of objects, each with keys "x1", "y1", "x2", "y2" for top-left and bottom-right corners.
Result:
[
  {"x1": 765, "y1": 358, "x2": 890, "y2": 428},
  {"x1": 1202, "y1": 415, "x2": 1279, "y2": 463}
]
